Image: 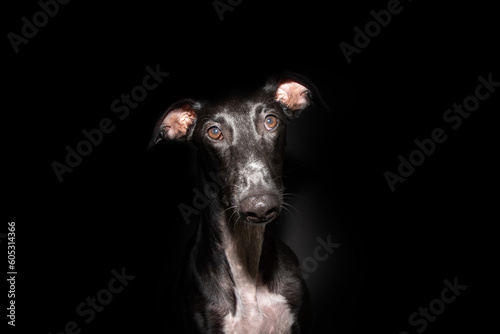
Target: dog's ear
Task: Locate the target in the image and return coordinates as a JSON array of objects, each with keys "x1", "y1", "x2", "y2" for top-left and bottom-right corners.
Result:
[
  {"x1": 149, "y1": 99, "x2": 201, "y2": 148},
  {"x1": 265, "y1": 72, "x2": 327, "y2": 119}
]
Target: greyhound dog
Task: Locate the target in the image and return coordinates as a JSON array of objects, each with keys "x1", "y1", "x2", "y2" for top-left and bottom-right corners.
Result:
[{"x1": 151, "y1": 73, "x2": 325, "y2": 333}]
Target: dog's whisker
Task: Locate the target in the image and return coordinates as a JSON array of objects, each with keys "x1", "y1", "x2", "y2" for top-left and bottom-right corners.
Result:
[
  {"x1": 234, "y1": 215, "x2": 243, "y2": 230},
  {"x1": 282, "y1": 201, "x2": 301, "y2": 216},
  {"x1": 229, "y1": 209, "x2": 239, "y2": 224},
  {"x1": 280, "y1": 204, "x2": 295, "y2": 221},
  {"x1": 223, "y1": 205, "x2": 238, "y2": 214},
  {"x1": 282, "y1": 192, "x2": 307, "y2": 201}
]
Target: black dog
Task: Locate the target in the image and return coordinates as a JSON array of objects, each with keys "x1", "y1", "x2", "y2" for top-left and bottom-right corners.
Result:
[{"x1": 151, "y1": 73, "x2": 324, "y2": 333}]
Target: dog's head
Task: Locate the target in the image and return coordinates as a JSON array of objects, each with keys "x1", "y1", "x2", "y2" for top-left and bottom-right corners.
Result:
[{"x1": 150, "y1": 73, "x2": 324, "y2": 225}]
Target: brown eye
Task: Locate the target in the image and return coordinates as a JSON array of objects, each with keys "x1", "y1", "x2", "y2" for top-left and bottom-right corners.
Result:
[
  {"x1": 207, "y1": 126, "x2": 223, "y2": 140},
  {"x1": 264, "y1": 115, "x2": 278, "y2": 130}
]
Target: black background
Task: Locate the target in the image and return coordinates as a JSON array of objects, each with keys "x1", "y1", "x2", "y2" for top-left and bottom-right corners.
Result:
[{"x1": 4, "y1": 0, "x2": 498, "y2": 333}]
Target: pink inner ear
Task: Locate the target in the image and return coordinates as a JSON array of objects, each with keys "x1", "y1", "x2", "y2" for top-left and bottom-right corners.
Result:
[
  {"x1": 161, "y1": 106, "x2": 196, "y2": 140},
  {"x1": 275, "y1": 80, "x2": 310, "y2": 110}
]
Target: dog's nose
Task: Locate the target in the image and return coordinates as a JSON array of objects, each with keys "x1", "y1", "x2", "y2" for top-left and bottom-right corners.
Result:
[{"x1": 240, "y1": 194, "x2": 280, "y2": 223}]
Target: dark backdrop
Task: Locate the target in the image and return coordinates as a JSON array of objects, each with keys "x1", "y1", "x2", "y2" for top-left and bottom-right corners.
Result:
[{"x1": 4, "y1": 0, "x2": 498, "y2": 333}]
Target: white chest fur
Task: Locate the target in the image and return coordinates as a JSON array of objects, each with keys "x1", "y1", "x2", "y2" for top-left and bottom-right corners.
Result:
[
  {"x1": 223, "y1": 283, "x2": 294, "y2": 334},
  {"x1": 222, "y1": 249, "x2": 295, "y2": 334}
]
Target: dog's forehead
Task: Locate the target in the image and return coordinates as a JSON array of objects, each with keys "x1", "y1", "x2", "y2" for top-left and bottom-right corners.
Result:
[{"x1": 201, "y1": 92, "x2": 276, "y2": 122}]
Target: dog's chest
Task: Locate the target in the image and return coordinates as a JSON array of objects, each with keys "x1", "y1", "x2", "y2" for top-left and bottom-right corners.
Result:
[
  {"x1": 223, "y1": 283, "x2": 294, "y2": 334},
  {"x1": 220, "y1": 228, "x2": 295, "y2": 333},
  {"x1": 222, "y1": 249, "x2": 295, "y2": 334}
]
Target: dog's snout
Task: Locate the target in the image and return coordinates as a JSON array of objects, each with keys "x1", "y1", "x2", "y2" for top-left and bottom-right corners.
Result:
[{"x1": 240, "y1": 194, "x2": 280, "y2": 224}]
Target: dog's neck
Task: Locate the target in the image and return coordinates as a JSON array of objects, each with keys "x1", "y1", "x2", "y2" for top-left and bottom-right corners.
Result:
[
  {"x1": 199, "y1": 201, "x2": 265, "y2": 290},
  {"x1": 222, "y1": 218, "x2": 265, "y2": 283}
]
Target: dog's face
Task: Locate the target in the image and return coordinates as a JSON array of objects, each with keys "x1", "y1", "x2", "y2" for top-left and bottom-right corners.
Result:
[
  {"x1": 191, "y1": 92, "x2": 288, "y2": 224},
  {"x1": 150, "y1": 73, "x2": 323, "y2": 225}
]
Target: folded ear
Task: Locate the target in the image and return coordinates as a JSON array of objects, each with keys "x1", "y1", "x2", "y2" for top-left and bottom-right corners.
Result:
[
  {"x1": 149, "y1": 99, "x2": 201, "y2": 148},
  {"x1": 265, "y1": 72, "x2": 327, "y2": 119}
]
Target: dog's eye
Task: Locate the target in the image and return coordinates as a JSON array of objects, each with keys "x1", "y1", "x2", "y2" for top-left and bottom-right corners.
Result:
[
  {"x1": 207, "y1": 126, "x2": 223, "y2": 140},
  {"x1": 264, "y1": 115, "x2": 278, "y2": 130}
]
